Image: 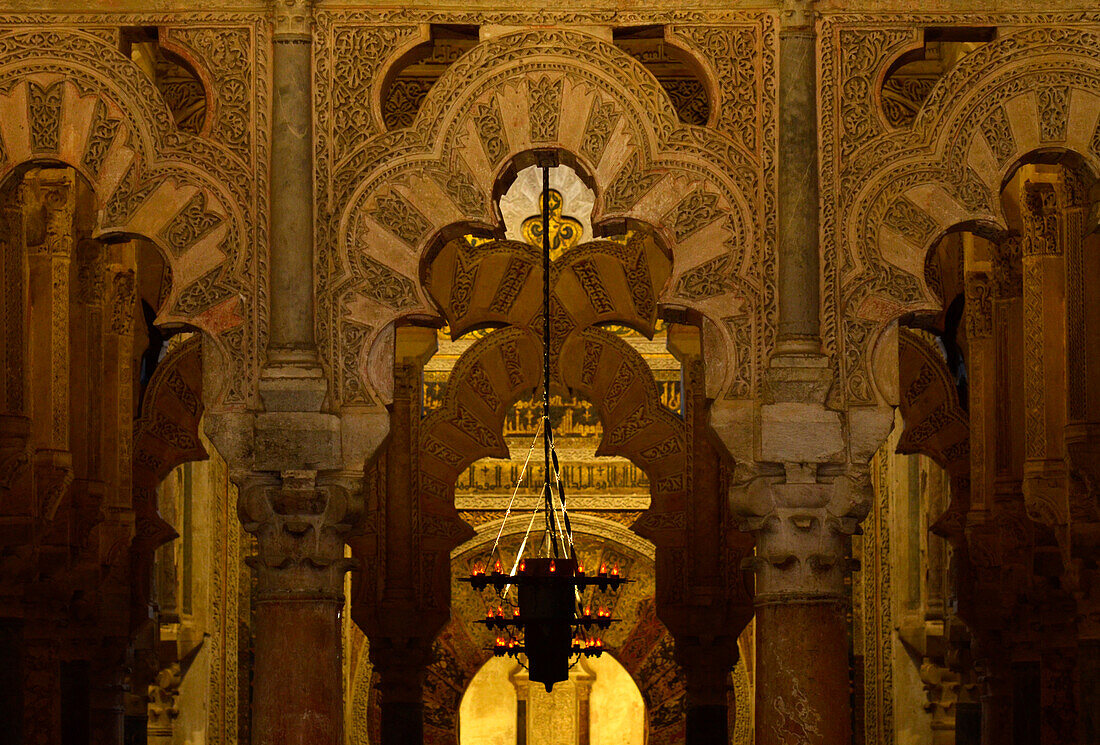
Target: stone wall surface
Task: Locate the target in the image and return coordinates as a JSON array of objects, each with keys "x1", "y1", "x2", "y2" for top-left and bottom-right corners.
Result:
[{"x1": 0, "y1": 2, "x2": 1096, "y2": 744}]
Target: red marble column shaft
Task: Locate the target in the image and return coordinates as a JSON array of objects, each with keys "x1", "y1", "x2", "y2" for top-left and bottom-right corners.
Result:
[
  {"x1": 252, "y1": 598, "x2": 343, "y2": 745},
  {"x1": 755, "y1": 602, "x2": 850, "y2": 745}
]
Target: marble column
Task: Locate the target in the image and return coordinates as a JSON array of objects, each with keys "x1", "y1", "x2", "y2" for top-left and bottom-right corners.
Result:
[
  {"x1": 776, "y1": 0, "x2": 820, "y2": 353},
  {"x1": 269, "y1": 0, "x2": 316, "y2": 361},
  {"x1": 230, "y1": 3, "x2": 358, "y2": 743},
  {"x1": 239, "y1": 471, "x2": 356, "y2": 745},
  {"x1": 733, "y1": 469, "x2": 869, "y2": 745}
]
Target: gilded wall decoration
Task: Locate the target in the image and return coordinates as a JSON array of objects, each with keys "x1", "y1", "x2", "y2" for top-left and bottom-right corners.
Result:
[{"x1": 821, "y1": 14, "x2": 1100, "y2": 407}]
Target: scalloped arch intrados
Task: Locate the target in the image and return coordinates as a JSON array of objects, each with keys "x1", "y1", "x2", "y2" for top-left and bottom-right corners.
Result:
[{"x1": 847, "y1": 27, "x2": 1100, "y2": 304}]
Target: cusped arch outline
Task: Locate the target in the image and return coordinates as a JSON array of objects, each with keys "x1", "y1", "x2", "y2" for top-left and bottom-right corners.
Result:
[
  {"x1": 832, "y1": 24, "x2": 1100, "y2": 405},
  {"x1": 325, "y1": 27, "x2": 770, "y2": 408},
  {"x1": 0, "y1": 28, "x2": 258, "y2": 408},
  {"x1": 419, "y1": 515, "x2": 685, "y2": 745}
]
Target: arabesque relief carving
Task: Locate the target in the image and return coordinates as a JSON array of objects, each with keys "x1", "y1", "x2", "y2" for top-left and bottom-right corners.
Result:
[{"x1": 821, "y1": 15, "x2": 1100, "y2": 406}]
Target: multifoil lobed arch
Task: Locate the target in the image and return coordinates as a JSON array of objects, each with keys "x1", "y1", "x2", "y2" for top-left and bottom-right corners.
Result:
[
  {"x1": 0, "y1": 27, "x2": 259, "y2": 409},
  {"x1": 324, "y1": 27, "x2": 771, "y2": 408},
  {"x1": 828, "y1": 21, "x2": 1100, "y2": 406},
  {"x1": 419, "y1": 326, "x2": 687, "y2": 504}
]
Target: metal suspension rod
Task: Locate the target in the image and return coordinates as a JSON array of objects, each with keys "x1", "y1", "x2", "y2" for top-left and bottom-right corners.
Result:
[{"x1": 541, "y1": 164, "x2": 558, "y2": 557}]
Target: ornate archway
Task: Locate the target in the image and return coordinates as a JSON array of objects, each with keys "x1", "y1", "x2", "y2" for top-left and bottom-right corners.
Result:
[
  {"x1": 0, "y1": 22, "x2": 266, "y2": 409},
  {"x1": 317, "y1": 25, "x2": 773, "y2": 410},
  {"x1": 824, "y1": 21, "x2": 1100, "y2": 407}
]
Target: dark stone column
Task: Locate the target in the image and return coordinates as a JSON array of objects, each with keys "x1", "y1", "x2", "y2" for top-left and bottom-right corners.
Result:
[
  {"x1": 370, "y1": 641, "x2": 431, "y2": 745},
  {"x1": 269, "y1": 0, "x2": 316, "y2": 359},
  {"x1": 776, "y1": 0, "x2": 820, "y2": 353}
]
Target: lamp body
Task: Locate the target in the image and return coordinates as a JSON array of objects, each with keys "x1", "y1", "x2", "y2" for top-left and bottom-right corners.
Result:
[{"x1": 519, "y1": 558, "x2": 577, "y2": 691}]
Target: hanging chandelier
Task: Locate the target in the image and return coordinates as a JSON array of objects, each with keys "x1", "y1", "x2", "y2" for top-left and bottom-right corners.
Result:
[{"x1": 461, "y1": 161, "x2": 628, "y2": 692}]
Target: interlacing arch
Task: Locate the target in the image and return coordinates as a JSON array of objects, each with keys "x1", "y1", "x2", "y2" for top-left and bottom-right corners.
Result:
[
  {"x1": 0, "y1": 27, "x2": 256, "y2": 408},
  {"x1": 325, "y1": 26, "x2": 770, "y2": 408},
  {"x1": 828, "y1": 21, "x2": 1100, "y2": 405},
  {"x1": 420, "y1": 216, "x2": 684, "y2": 491}
]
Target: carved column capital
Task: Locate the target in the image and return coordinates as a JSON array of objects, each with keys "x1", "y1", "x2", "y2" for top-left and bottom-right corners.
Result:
[
  {"x1": 238, "y1": 469, "x2": 361, "y2": 599},
  {"x1": 731, "y1": 466, "x2": 870, "y2": 602},
  {"x1": 779, "y1": 0, "x2": 817, "y2": 31},
  {"x1": 272, "y1": 0, "x2": 313, "y2": 40},
  {"x1": 146, "y1": 663, "x2": 182, "y2": 741}
]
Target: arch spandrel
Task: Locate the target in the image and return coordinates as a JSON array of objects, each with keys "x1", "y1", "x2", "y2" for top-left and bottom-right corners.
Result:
[
  {"x1": 826, "y1": 19, "x2": 1100, "y2": 406},
  {"x1": 0, "y1": 26, "x2": 263, "y2": 410},
  {"x1": 327, "y1": 27, "x2": 770, "y2": 407}
]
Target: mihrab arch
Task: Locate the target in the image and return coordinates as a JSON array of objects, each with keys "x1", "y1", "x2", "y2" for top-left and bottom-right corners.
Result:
[{"x1": 321, "y1": 26, "x2": 772, "y2": 411}]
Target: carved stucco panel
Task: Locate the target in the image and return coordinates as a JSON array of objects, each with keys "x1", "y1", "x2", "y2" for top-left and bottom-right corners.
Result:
[
  {"x1": 318, "y1": 22, "x2": 773, "y2": 408},
  {"x1": 0, "y1": 19, "x2": 269, "y2": 410},
  {"x1": 822, "y1": 16, "x2": 1100, "y2": 406}
]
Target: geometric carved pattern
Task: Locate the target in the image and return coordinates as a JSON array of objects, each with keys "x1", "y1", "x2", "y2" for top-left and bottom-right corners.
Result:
[
  {"x1": 1037, "y1": 85, "x2": 1069, "y2": 142},
  {"x1": 581, "y1": 97, "x2": 620, "y2": 165},
  {"x1": 882, "y1": 196, "x2": 937, "y2": 245},
  {"x1": 369, "y1": 190, "x2": 433, "y2": 246},
  {"x1": 528, "y1": 76, "x2": 563, "y2": 143},
  {"x1": 81, "y1": 100, "x2": 122, "y2": 176},
  {"x1": 473, "y1": 98, "x2": 509, "y2": 167},
  {"x1": 356, "y1": 255, "x2": 418, "y2": 310},
  {"x1": 981, "y1": 105, "x2": 1016, "y2": 166},
  {"x1": 676, "y1": 255, "x2": 732, "y2": 301},
  {"x1": 662, "y1": 189, "x2": 721, "y2": 244}
]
